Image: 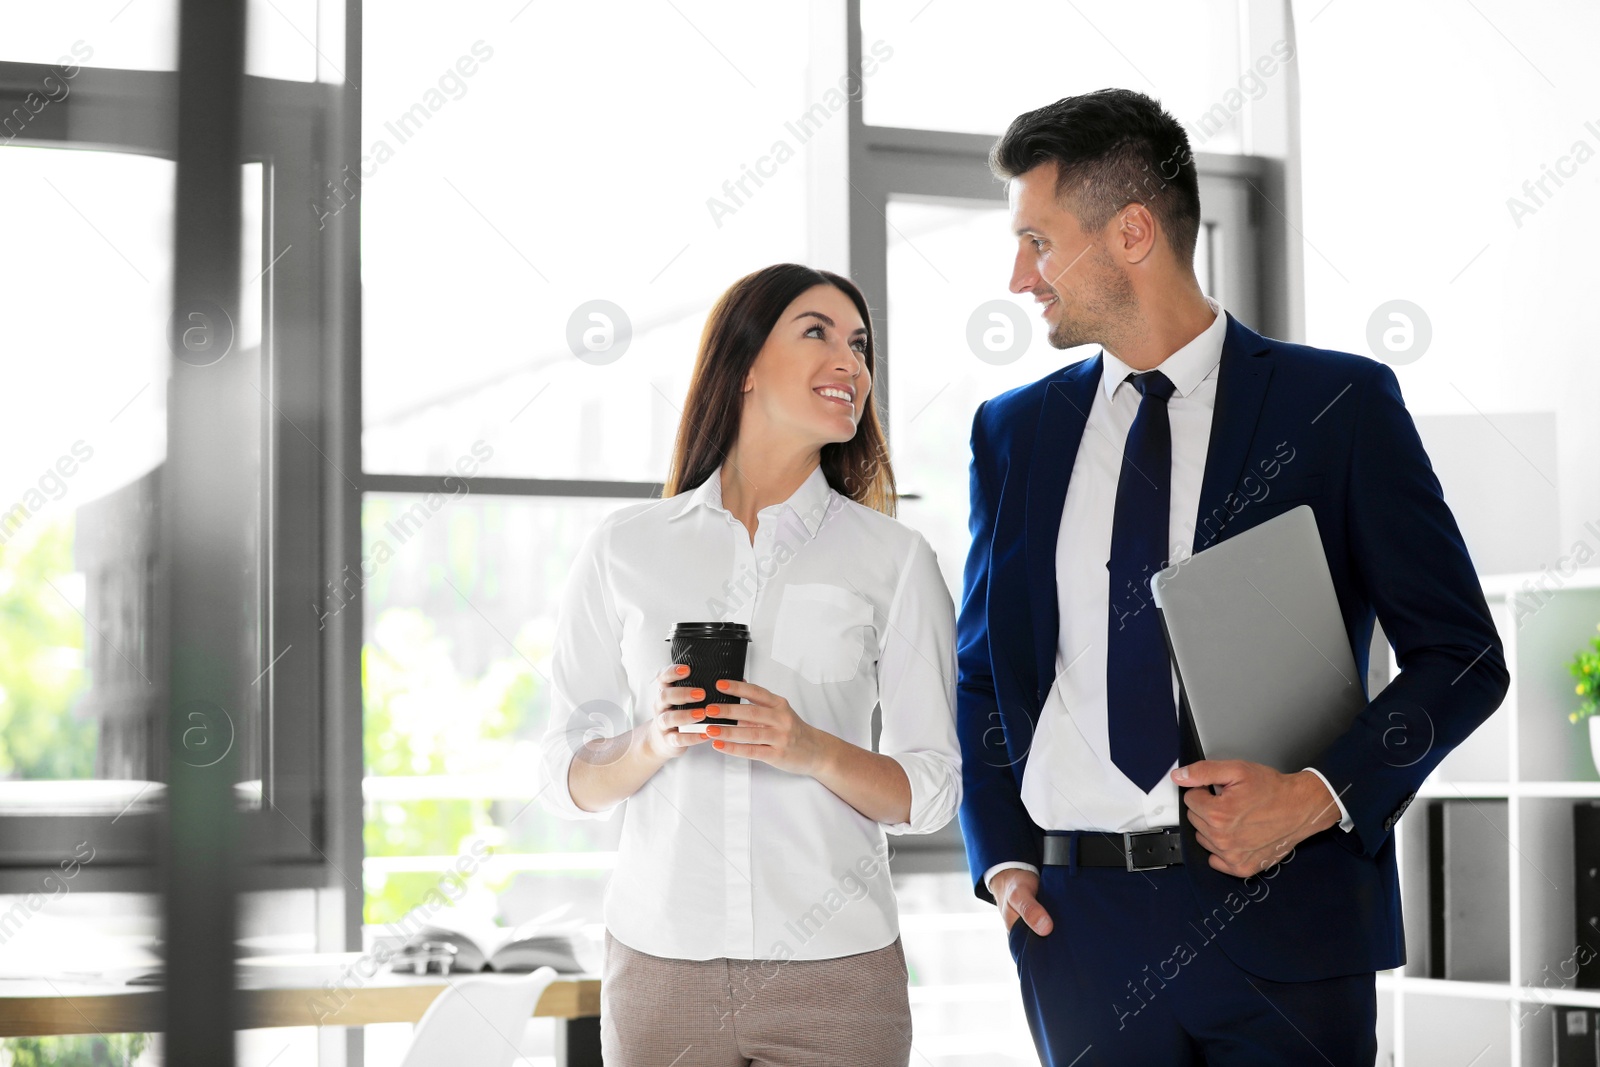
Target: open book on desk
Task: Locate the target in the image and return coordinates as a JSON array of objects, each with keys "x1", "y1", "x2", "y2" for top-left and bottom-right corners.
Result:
[
  {"x1": 391, "y1": 922, "x2": 583, "y2": 973},
  {"x1": 372, "y1": 905, "x2": 586, "y2": 974}
]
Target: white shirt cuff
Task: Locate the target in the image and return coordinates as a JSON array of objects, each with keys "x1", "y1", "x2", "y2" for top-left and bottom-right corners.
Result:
[
  {"x1": 982, "y1": 861, "x2": 1040, "y2": 894},
  {"x1": 1302, "y1": 766, "x2": 1354, "y2": 832},
  {"x1": 881, "y1": 751, "x2": 961, "y2": 835}
]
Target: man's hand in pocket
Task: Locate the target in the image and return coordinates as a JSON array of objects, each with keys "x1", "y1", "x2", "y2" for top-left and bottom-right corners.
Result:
[{"x1": 993, "y1": 868, "x2": 1054, "y2": 936}]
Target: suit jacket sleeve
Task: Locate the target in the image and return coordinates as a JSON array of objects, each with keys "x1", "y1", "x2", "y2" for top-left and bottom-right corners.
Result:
[
  {"x1": 957, "y1": 400, "x2": 1044, "y2": 904},
  {"x1": 1308, "y1": 361, "x2": 1511, "y2": 858}
]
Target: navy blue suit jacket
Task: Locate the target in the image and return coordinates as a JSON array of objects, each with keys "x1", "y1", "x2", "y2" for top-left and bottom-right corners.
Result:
[{"x1": 956, "y1": 311, "x2": 1511, "y2": 982}]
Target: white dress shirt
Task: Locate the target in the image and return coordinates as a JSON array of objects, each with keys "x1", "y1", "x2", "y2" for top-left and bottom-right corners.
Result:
[
  {"x1": 983, "y1": 298, "x2": 1350, "y2": 891},
  {"x1": 539, "y1": 460, "x2": 962, "y2": 961}
]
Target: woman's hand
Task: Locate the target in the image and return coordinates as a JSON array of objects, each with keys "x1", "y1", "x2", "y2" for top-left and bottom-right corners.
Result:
[
  {"x1": 702, "y1": 678, "x2": 833, "y2": 777},
  {"x1": 643, "y1": 663, "x2": 713, "y2": 763}
]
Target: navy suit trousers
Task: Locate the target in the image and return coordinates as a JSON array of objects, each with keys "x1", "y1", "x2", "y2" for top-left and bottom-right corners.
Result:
[{"x1": 1008, "y1": 861, "x2": 1377, "y2": 1066}]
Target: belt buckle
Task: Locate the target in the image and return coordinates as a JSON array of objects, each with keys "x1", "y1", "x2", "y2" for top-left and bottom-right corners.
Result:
[{"x1": 1122, "y1": 828, "x2": 1173, "y2": 872}]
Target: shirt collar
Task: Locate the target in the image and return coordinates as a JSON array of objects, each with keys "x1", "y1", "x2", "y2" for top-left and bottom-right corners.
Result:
[
  {"x1": 1100, "y1": 296, "x2": 1226, "y2": 402},
  {"x1": 667, "y1": 460, "x2": 835, "y2": 539}
]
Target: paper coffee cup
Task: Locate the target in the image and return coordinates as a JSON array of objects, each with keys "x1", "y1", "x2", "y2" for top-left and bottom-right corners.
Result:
[{"x1": 667, "y1": 622, "x2": 751, "y2": 734}]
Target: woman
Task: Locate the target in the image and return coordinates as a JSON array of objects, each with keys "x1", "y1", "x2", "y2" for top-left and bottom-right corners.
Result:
[{"x1": 537, "y1": 263, "x2": 961, "y2": 1066}]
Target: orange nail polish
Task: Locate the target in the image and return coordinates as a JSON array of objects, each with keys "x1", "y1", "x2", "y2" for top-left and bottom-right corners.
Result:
[
  {"x1": 712, "y1": 740, "x2": 724, "y2": 749},
  {"x1": 707, "y1": 725, "x2": 721, "y2": 737}
]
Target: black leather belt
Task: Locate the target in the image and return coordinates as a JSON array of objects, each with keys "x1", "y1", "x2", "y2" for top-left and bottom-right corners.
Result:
[{"x1": 1042, "y1": 828, "x2": 1184, "y2": 871}]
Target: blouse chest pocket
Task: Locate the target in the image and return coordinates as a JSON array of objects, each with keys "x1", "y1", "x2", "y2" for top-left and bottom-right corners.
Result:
[{"x1": 769, "y1": 582, "x2": 876, "y2": 684}]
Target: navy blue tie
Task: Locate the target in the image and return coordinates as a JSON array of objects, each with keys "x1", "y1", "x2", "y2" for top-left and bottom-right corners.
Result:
[{"x1": 1106, "y1": 369, "x2": 1179, "y2": 793}]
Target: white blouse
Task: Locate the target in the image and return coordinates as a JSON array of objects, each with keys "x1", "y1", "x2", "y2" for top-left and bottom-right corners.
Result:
[{"x1": 537, "y1": 460, "x2": 961, "y2": 961}]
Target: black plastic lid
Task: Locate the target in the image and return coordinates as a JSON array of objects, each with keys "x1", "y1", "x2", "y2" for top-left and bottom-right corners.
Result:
[{"x1": 667, "y1": 621, "x2": 752, "y2": 641}]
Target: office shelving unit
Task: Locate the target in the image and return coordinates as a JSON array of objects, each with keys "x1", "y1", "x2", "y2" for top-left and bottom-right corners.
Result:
[{"x1": 1376, "y1": 567, "x2": 1600, "y2": 1066}]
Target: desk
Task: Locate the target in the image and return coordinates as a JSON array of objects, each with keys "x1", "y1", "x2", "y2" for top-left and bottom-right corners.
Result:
[{"x1": 0, "y1": 973, "x2": 602, "y2": 1066}]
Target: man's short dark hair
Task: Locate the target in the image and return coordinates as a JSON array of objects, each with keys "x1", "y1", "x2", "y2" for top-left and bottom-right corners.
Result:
[{"x1": 990, "y1": 88, "x2": 1201, "y2": 264}]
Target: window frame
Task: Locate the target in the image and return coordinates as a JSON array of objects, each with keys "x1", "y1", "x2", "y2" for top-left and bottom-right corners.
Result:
[{"x1": 0, "y1": 60, "x2": 346, "y2": 888}]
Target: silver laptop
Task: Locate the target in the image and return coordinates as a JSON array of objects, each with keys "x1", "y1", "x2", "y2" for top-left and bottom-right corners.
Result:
[{"x1": 1149, "y1": 505, "x2": 1367, "y2": 773}]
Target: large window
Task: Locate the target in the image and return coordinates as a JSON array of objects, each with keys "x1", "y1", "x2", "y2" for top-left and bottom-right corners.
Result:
[
  {"x1": 0, "y1": 7, "x2": 355, "y2": 1064},
  {"x1": 0, "y1": 22, "x2": 349, "y2": 873},
  {"x1": 0, "y1": 146, "x2": 172, "y2": 792},
  {"x1": 360, "y1": 493, "x2": 633, "y2": 927},
  {"x1": 360, "y1": 2, "x2": 815, "y2": 482}
]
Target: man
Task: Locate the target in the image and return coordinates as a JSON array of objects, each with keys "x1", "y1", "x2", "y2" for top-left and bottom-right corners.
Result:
[{"x1": 956, "y1": 89, "x2": 1509, "y2": 1065}]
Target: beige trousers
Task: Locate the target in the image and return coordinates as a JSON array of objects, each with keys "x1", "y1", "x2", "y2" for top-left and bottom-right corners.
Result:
[{"x1": 599, "y1": 929, "x2": 913, "y2": 1066}]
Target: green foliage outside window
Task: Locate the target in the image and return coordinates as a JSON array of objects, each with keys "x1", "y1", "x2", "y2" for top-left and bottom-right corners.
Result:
[
  {"x1": 361, "y1": 606, "x2": 543, "y2": 925},
  {"x1": 0, "y1": 520, "x2": 561, "y2": 933},
  {"x1": 0, "y1": 521, "x2": 95, "y2": 779},
  {"x1": 1, "y1": 1033, "x2": 150, "y2": 1066}
]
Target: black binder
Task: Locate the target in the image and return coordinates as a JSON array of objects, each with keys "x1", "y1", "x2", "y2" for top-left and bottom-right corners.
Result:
[
  {"x1": 1425, "y1": 798, "x2": 1509, "y2": 981},
  {"x1": 1554, "y1": 1006, "x2": 1599, "y2": 1067},
  {"x1": 1575, "y1": 801, "x2": 1600, "y2": 988}
]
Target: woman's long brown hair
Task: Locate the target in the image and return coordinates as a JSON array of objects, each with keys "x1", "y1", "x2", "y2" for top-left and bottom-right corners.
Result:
[{"x1": 662, "y1": 263, "x2": 897, "y2": 516}]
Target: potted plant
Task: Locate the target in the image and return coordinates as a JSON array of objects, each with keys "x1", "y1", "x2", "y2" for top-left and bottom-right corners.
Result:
[{"x1": 1570, "y1": 621, "x2": 1600, "y2": 775}]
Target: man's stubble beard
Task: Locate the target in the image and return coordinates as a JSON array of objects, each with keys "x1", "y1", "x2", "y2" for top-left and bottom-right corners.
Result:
[{"x1": 1045, "y1": 243, "x2": 1138, "y2": 352}]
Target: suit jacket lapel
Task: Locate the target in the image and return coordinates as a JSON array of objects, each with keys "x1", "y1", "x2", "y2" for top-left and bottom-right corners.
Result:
[
  {"x1": 1191, "y1": 313, "x2": 1274, "y2": 553},
  {"x1": 1023, "y1": 354, "x2": 1102, "y2": 710}
]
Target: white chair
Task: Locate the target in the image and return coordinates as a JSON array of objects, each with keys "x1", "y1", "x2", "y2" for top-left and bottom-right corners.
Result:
[{"x1": 398, "y1": 967, "x2": 559, "y2": 1067}]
